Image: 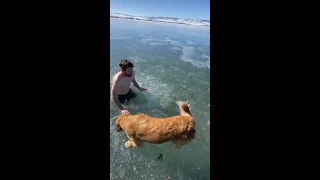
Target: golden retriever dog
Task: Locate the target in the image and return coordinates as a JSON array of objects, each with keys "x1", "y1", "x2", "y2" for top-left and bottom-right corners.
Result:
[{"x1": 115, "y1": 101, "x2": 196, "y2": 149}]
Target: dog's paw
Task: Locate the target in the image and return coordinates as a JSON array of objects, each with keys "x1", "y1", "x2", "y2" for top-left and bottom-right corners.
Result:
[
  {"x1": 125, "y1": 141, "x2": 132, "y2": 148},
  {"x1": 176, "y1": 101, "x2": 182, "y2": 106},
  {"x1": 173, "y1": 145, "x2": 179, "y2": 150}
]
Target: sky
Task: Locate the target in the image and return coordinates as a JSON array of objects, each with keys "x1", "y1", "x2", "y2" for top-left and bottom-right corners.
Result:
[{"x1": 110, "y1": 0, "x2": 210, "y2": 20}]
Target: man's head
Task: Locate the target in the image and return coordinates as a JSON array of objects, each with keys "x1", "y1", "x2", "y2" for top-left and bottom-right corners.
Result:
[{"x1": 119, "y1": 59, "x2": 134, "y2": 77}]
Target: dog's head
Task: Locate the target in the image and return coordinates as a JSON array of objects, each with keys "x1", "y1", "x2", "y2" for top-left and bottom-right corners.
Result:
[
  {"x1": 116, "y1": 122, "x2": 122, "y2": 132},
  {"x1": 115, "y1": 114, "x2": 126, "y2": 132}
]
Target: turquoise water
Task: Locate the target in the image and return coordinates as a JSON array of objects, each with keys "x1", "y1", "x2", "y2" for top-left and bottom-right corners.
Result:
[{"x1": 110, "y1": 18, "x2": 210, "y2": 180}]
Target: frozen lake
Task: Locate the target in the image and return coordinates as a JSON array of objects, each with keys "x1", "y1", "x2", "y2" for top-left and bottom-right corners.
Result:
[{"x1": 110, "y1": 18, "x2": 210, "y2": 180}]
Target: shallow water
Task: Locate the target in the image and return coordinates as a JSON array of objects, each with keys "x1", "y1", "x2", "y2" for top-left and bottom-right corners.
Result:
[{"x1": 110, "y1": 18, "x2": 210, "y2": 180}]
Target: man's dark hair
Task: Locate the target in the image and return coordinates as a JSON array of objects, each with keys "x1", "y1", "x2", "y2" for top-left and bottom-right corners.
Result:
[{"x1": 119, "y1": 59, "x2": 134, "y2": 70}]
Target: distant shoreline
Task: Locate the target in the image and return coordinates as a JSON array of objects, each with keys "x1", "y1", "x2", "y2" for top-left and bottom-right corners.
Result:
[{"x1": 110, "y1": 14, "x2": 210, "y2": 27}]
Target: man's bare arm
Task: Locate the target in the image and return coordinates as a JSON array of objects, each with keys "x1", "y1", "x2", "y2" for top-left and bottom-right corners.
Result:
[
  {"x1": 132, "y1": 78, "x2": 141, "y2": 90},
  {"x1": 110, "y1": 79, "x2": 125, "y2": 111},
  {"x1": 132, "y1": 72, "x2": 147, "y2": 92}
]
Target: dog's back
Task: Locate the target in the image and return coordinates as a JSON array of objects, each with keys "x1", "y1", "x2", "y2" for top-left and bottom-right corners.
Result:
[{"x1": 116, "y1": 101, "x2": 196, "y2": 145}]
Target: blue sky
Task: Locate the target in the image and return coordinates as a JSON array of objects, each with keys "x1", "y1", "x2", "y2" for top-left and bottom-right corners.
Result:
[{"x1": 110, "y1": 0, "x2": 210, "y2": 20}]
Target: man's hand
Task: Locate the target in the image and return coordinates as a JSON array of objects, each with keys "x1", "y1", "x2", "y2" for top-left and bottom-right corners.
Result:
[
  {"x1": 138, "y1": 87, "x2": 147, "y2": 92},
  {"x1": 121, "y1": 110, "x2": 130, "y2": 115}
]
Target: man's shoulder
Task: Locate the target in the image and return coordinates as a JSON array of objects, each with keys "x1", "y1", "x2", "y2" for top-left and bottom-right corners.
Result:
[
  {"x1": 113, "y1": 72, "x2": 121, "y2": 78},
  {"x1": 112, "y1": 72, "x2": 120, "y2": 82}
]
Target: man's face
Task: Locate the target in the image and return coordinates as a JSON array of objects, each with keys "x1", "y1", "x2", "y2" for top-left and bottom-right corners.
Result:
[{"x1": 124, "y1": 67, "x2": 133, "y2": 77}]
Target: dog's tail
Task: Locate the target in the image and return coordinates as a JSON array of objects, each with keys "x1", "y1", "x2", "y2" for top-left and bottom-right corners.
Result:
[{"x1": 176, "y1": 101, "x2": 191, "y2": 116}]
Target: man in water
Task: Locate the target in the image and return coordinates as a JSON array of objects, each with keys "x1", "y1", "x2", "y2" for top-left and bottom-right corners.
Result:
[{"x1": 111, "y1": 59, "x2": 147, "y2": 115}]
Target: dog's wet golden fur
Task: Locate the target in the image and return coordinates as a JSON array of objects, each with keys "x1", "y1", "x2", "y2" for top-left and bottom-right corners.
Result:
[{"x1": 115, "y1": 101, "x2": 196, "y2": 149}]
